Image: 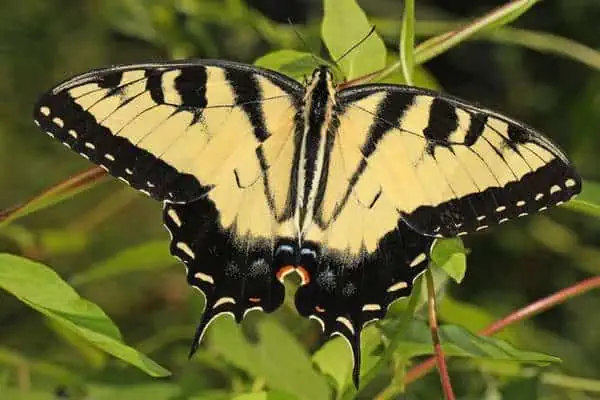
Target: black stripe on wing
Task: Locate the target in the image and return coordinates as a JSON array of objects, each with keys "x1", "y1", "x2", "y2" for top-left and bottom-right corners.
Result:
[
  {"x1": 33, "y1": 61, "x2": 303, "y2": 203},
  {"x1": 34, "y1": 88, "x2": 210, "y2": 201},
  {"x1": 338, "y1": 85, "x2": 582, "y2": 238}
]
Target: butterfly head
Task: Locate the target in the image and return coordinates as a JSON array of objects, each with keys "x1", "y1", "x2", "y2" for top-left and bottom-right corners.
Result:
[{"x1": 306, "y1": 66, "x2": 337, "y2": 102}]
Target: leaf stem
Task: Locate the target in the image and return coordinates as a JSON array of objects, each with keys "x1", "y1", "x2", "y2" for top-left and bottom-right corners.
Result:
[
  {"x1": 426, "y1": 269, "x2": 455, "y2": 400},
  {"x1": 0, "y1": 167, "x2": 106, "y2": 227},
  {"x1": 399, "y1": 0, "x2": 415, "y2": 85}
]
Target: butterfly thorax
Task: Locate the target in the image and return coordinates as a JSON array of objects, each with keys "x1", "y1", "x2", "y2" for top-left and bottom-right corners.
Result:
[{"x1": 295, "y1": 66, "x2": 338, "y2": 236}]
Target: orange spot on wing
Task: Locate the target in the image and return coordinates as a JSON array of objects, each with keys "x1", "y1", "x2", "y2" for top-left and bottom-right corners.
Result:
[
  {"x1": 296, "y1": 266, "x2": 310, "y2": 285},
  {"x1": 249, "y1": 297, "x2": 261, "y2": 303},
  {"x1": 276, "y1": 265, "x2": 295, "y2": 282},
  {"x1": 315, "y1": 305, "x2": 325, "y2": 313}
]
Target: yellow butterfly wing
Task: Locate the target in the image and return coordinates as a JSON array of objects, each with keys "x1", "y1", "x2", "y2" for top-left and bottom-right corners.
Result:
[
  {"x1": 334, "y1": 85, "x2": 582, "y2": 237},
  {"x1": 33, "y1": 61, "x2": 303, "y2": 204}
]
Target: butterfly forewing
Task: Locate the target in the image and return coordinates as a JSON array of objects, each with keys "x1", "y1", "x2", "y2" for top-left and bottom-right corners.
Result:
[
  {"x1": 337, "y1": 85, "x2": 582, "y2": 237},
  {"x1": 33, "y1": 61, "x2": 303, "y2": 203}
]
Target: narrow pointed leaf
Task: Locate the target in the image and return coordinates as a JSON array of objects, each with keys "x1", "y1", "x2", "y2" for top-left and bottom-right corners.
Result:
[
  {"x1": 564, "y1": 180, "x2": 600, "y2": 218},
  {"x1": 381, "y1": 319, "x2": 559, "y2": 364},
  {"x1": 399, "y1": 0, "x2": 415, "y2": 85}
]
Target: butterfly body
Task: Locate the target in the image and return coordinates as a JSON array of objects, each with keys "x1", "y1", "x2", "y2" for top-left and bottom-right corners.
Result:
[{"x1": 33, "y1": 60, "x2": 581, "y2": 386}]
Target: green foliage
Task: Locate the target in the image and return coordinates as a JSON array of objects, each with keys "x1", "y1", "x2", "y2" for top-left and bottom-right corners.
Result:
[
  {"x1": 254, "y1": 50, "x2": 327, "y2": 81},
  {"x1": 1, "y1": 0, "x2": 599, "y2": 399},
  {"x1": 381, "y1": 319, "x2": 559, "y2": 364},
  {"x1": 69, "y1": 239, "x2": 172, "y2": 287},
  {"x1": 0, "y1": 254, "x2": 170, "y2": 378},
  {"x1": 432, "y1": 238, "x2": 468, "y2": 284},
  {"x1": 322, "y1": 0, "x2": 386, "y2": 79},
  {"x1": 209, "y1": 318, "x2": 331, "y2": 400}
]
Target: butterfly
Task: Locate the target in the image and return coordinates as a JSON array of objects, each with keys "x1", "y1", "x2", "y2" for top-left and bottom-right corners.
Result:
[{"x1": 33, "y1": 60, "x2": 581, "y2": 386}]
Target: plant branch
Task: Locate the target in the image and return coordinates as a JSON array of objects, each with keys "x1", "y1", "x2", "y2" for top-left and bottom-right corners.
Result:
[
  {"x1": 369, "y1": 0, "x2": 543, "y2": 83},
  {"x1": 426, "y1": 269, "x2": 455, "y2": 400},
  {"x1": 0, "y1": 167, "x2": 106, "y2": 227},
  {"x1": 405, "y1": 275, "x2": 600, "y2": 384}
]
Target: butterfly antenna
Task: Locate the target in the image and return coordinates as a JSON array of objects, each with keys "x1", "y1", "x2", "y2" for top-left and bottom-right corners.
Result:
[
  {"x1": 287, "y1": 18, "x2": 322, "y2": 67},
  {"x1": 334, "y1": 25, "x2": 376, "y2": 65}
]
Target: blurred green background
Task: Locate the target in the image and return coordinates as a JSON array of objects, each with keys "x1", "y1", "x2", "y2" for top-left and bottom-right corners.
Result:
[{"x1": 0, "y1": 0, "x2": 599, "y2": 399}]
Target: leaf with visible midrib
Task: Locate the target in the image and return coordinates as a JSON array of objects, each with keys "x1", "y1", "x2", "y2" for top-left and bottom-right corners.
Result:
[
  {"x1": 321, "y1": 0, "x2": 386, "y2": 80},
  {"x1": 0, "y1": 253, "x2": 170, "y2": 377},
  {"x1": 381, "y1": 319, "x2": 560, "y2": 364}
]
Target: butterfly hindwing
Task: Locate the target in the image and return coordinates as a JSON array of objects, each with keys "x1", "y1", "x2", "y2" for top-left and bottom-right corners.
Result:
[
  {"x1": 163, "y1": 198, "x2": 288, "y2": 351},
  {"x1": 33, "y1": 60, "x2": 303, "y2": 202},
  {"x1": 295, "y1": 221, "x2": 434, "y2": 386},
  {"x1": 336, "y1": 85, "x2": 582, "y2": 237}
]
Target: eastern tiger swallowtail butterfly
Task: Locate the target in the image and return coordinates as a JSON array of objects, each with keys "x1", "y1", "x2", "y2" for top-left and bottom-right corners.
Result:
[{"x1": 33, "y1": 60, "x2": 581, "y2": 387}]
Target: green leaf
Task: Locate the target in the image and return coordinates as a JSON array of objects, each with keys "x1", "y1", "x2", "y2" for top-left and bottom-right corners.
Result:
[
  {"x1": 321, "y1": 0, "x2": 386, "y2": 80},
  {"x1": 256, "y1": 319, "x2": 332, "y2": 400},
  {"x1": 566, "y1": 199, "x2": 600, "y2": 218},
  {"x1": 563, "y1": 180, "x2": 600, "y2": 218},
  {"x1": 479, "y1": 0, "x2": 541, "y2": 33},
  {"x1": 0, "y1": 254, "x2": 170, "y2": 377},
  {"x1": 438, "y1": 296, "x2": 517, "y2": 343},
  {"x1": 46, "y1": 318, "x2": 108, "y2": 369},
  {"x1": 233, "y1": 391, "x2": 298, "y2": 400},
  {"x1": 399, "y1": 0, "x2": 415, "y2": 85},
  {"x1": 415, "y1": 0, "x2": 542, "y2": 65},
  {"x1": 69, "y1": 239, "x2": 173, "y2": 286},
  {"x1": 431, "y1": 238, "x2": 467, "y2": 284},
  {"x1": 381, "y1": 319, "x2": 559, "y2": 364},
  {"x1": 208, "y1": 316, "x2": 259, "y2": 378},
  {"x1": 209, "y1": 318, "x2": 331, "y2": 400},
  {"x1": 358, "y1": 277, "x2": 424, "y2": 390},
  {"x1": 312, "y1": 325, "x2": 383, "y2": 395},
  {"x1": 254, "y1": 50, "x2": 324, "y2": 81}
]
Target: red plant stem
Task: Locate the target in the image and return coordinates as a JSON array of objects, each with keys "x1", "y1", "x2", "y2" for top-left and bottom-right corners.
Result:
[
  {"x1": 426, "y1": 270, "x2": 456, "y2": 400},
  {"x1": 0, "y1": 166, "x2": 105, "y2": 224},
  {"x1": 406, "y1": 275, "x2": 600, "y2": 384}
]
